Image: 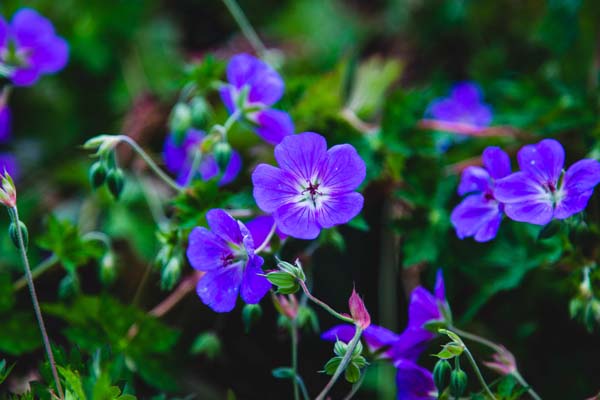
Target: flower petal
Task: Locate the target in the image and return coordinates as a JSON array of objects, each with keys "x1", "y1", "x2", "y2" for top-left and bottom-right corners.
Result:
[
  {"x1": 407, "y1": 287, "x2": 441, "y2": 330},
  {"x1": 457, "y1": 166, "x2": 490, "y2": 196},
  {"x1": 563, "y1": 159, "x2": 600, "y2": 193},
  {"x1": 321, "y1": 324, "x2": 356, "y2": 343},
  {"x1": 245, "y1": 215, "x2": 274, "y2": 248},
  {"x1": 494, "y1": 172, "x2": 547, "y2": 203},
  {"x1": 554, "y1": 189, "x2": 593, "y2": 220},
  {"x1": 0, "y1": 153, "x2": 19, "y2": 180},
  {"x1": 32, "y1": 35, "x2": 69, "y2": 74},
  {"x1": 12, "y1": 9, "x2": 55, "y2": 47},
  {"x1": 451, "y1": 82, "x2": 483, "y2": 106},
  {"x1": 0, "y1": 16, "x2": 8, "y2": 47},
  {"x1": 395, "y1": 359, "x2": 437, "y2": 400},
  {"x1": 10, "y1": 66, "x2": 41, "y2": 87},
  {"x1": 253, "y1": 108, "x2": 294, "y2": 145},
  {"x1": 389, "y1": 327, "x2": 433, "y2": 362},
  {"x1": 206, "y1": 209, "x2": 243, "y2": 245},
  {"x1": 474, "y1": 212, "x2": 502, "y2": 242},
  {"x1": 163, "y1": 130, "x2": 204, "y2": 176},
  {"x1": 316, "y1": 192, "x2": 364, "y2": 229},
  {"x1": 503, "y1": 200, "x2": 553, "y2": 225},
  {"x1": 219, "y1": 85, "x2": 236, "y2": 113},
  {"x1": 196, "y1": 265, "x2": 243, "y2": 312},
  {"x1": 320, "y1": 144, "x2": 366, "y2": 193},
  {"x1": 186, "y1": 227, "x2": 231, "y2": 271},
  {"x1": 0, "y1": 105, "x2": 11, "y2": 143},
  {"x1": 450, "y1": 194, "x2": 501, "y2": 240},
  {"x1": 274, "y1": 132, "x2": 328, "y2": 180},
  {"x1": 199, "y1": 151, "x2": 242, "y2": 186},
  {"x1": 226, "y1": 53, "x2": 283, "y2": 106},
  {"x1": 239, "y1": 257, "x2": 270, "y2": 304},
  {"x1": 274, "y1": 202, "x2": 320, "y2": 239},
  {"x1": 517, "y1": 139, "x2": 564, "y2": 184},
  {"x1": 252, "y1": 164, "x2": 301, "y2": 212},
  {"x1": 434, "y1": 270, "x2": 445, "y2": 301},
  {"x1": 482, "y1": 146, "x2": 511, "y2": 180},
  {"x1": 226, "y1": 54, "x2": 260, "y2": 89}
]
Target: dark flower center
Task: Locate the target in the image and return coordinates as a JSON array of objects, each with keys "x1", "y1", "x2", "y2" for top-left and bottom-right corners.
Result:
[
  {"x1": 302, "y1": 180, "x2": 323, "y2": 205},
  {"x1": 484, "y1": 192, "x2": 495, "y2": 201},
  {"x1": 546, "y1": 181, "x2": 556, "y2": 193},
  {"x1": 221, "y1": 253, "x2": 235, "y2": 266}
]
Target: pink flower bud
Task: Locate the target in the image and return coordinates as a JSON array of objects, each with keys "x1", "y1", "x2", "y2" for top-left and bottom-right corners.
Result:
[
  {"x1": 482, "y1": 346, "x2": 517, "y2": 376},
  {"x1": 349, "y1": 288, "x2": 371, "y2": 329},
  {"x1": 0, "y1": 170, "x2": 16, "y2": 208}
]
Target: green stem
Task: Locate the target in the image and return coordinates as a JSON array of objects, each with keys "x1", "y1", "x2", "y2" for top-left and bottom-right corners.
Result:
[
  {"x1": 342, "y1": 369, "x2": 366, "y2": 400},
  {"x1": 13, "y1": 254, "x2": 59, "y2": 292},
  {"x1": 255, "y1": 222, "x2": 276, "y2": 253},
  {"x1": 221, "y1": 0, "x2": 267, "y2": 58},
  {"x1": 9, "y1": 207, "x2": 64, "y2": 399},
  {"x1": 298, "y1": 280, "x2": 354, "y2": 324},
  {"x1": 291, "y1": 319, "x2": 300, "y2": 400},
  {"x1": 222, "y1": 109, "x2": 242, "y2": 139},
  {"x1": 316, "y1": 325, "x2": 363, "y2": 400},
  {"x1": 463, "y1": 347, "x2": 496, "y2": 400}
]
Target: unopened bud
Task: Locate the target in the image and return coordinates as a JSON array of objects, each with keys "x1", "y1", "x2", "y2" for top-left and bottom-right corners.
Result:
[
  {"x1": 89, "y1": 161, "x2": 107, "y2": 189},
  {"x1": 190, "y1": 332, "x2": 221, "y2": 359},
  {"x1": 266, "y1": 271, "x2": 299, "y2": 294},
  {"x1": 349, "y1": 289, "x2": 371, "y2": 329},
  {"x1": 213, "y1": 141, "x2": 232, "y2": 172},
  {"x1": 99, "y1": 252, "x2": 116, "y2": 285},
  {"x1": 9, "y1": 220, "x2": 28, "y2": 249},
  {"x1": 169, "y1": 103, "x2": 192, "y2": 144},
  {"x1": 190, "y1": 97, "x2": 210, "y2": 128},
  {"x1": 450, "y1": 369, "x2": 467, "y2": 397},
  {"x1": 106, "y1": 168, "x2": 125, "y2": 199},
  {"x1": 242, "y1": 303, "x2": 263, "y2": 332},
  {"x1": 160, "y1": 257, "x2": 182, "y2": 290},
  {"x1": 433, "y1": 359, "x2": 452, "y2": 392},
  {"x1": 0, "y1": 171, "x2": 16, "y2": 208}
]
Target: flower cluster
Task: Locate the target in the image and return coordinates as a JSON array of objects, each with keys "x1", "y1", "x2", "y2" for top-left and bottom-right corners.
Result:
[
  {"x1": 452, "y1": 139, "x2": 600, "y2": 241},
  {"x1": 322, "y1": 271, "x2": 449, "y2": 399},
  {"x1": 426, "y1": 82, "x2": 492, "y2": 128}
]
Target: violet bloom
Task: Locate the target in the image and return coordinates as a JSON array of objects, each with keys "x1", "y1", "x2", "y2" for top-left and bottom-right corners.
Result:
[
  {"x1": 495, "y1": 139, "x2": 600, "y2": 225},
  {"x1": 322, "y1": 324, "x2": 401, "y2": 359},
  {"x1": 220, "y1": 53, "x2": 294, "y2": 145},
  {"x1": 0, "y1": 104, "x2": 9, "y2": 142},
  {"x1": 252, "y1": 132, "x2": 366, "y2": 239},
  {"x1": 0, "y1": 153, "x2": 19, "y2": 180},
  {"x1": 450, "y1": 147, "x2": 511, "y2": 242},
  {"x1": 186, "y1": 209, "x2": 271, "y2": 312},
  {"x1": 395, "y1": 359, "x2": 437, "y2": 400},
  {"x1": 163, "y1": 130, "x2": 241, "y2": 186},
  {"x1": 244, "y1": 214, "x2": 287, "y2": 245},
  {"x1": 0, "y1": 8, "x2": 68, "y2": 86},
  {"x1": 407, "y1": 270, "x2": 449, "y2": 339},
  {"x1": 426, "y1": 82, "x2": 492, "y2": 127}
]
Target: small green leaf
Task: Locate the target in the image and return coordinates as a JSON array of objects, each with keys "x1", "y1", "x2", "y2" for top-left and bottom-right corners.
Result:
[
  {"x1": 272, "y1": 367, "x2": 295, "y2": 379},
  {"x1": 345, "y1": 363, "x2": 361, "y2": 383},
  {"x1": 323, "y1": 357, "x2": 342, "y2": 375},
  {"x1": 190, "y1": 332, "x2": 221, "y2": 359}
]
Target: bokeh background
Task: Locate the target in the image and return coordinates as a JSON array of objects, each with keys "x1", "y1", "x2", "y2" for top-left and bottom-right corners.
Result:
[{"x1": 1, "y1": 0, "x2": 600, "y2": 399}]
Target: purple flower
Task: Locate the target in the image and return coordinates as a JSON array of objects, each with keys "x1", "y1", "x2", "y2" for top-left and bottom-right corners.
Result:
[
  {"x1": 244, "y1": 214, "x2": 288, "y2": 245},
  {"x1": 407, "y1": 270, "x2": 448, "y2": 338},
  {"x1": 0, "y1": 8, "x2": 68, "y2": 86},
  {"x1": 495, "y1": 139, "x2": 600, "y2": 225},
  {"x1": 394, "y1": 359, "x2": 437, "y2": 400},
  {"x1": 426, "y1": 82, "x2": 492, "y2": 127},
  {"x1": 186, "y1": 209, "x2": 271, "y2": 312},
  {"x1": 450, "y1": 147, "x2": 511, "y2": 242},
  {"x1": 252, "y1": 132, "x2": 366, "y2": 239},
  {"x1": 0, "y1": 104, "x2": 10, "y2": 142},
  {"x1": 220, "y1": 53, "x2": 294, "y2": 145},
  {"x1": 0, "y1": 153, "x2": 19, "y2": 180},
  {"x1": 163, "y1": 130, "x2": 241, "y2": 186},
  {"x1": 322, "y1": 324, "x2": 401, "y2": 359}
]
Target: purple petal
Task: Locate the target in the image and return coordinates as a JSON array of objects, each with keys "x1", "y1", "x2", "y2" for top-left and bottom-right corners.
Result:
[
  {"x1": 199, "y1": 150, "x2": 242, "y2": 186},
  {"x1": 253, "y1": 108, "x2": 294, "y2": 145},
  {"x1": 517, "y1": 139, "x2": 564, "y2": 185},
  {"x1": 503, "y1": 200, "x2": 553, "y2": 225},
  {"x1": 186, "y1": 227, "x2": 232, "y2": 271},
  {"x1": 322, "y1": 324, "x2": 401, "y2": 355},
  {"x1": 395, "y1": 359, "x2": 437, "y2": 400},
  {"x1": 245, "y1": 215, "x2": 275, "y2": 248},
  {"x1": 226, "y1": 54, "x2": 260, "y2": 88},
  {"x1": 274, "y1": 202, "x2": 320, "y2": 240},
  {"x1": 196, "y1": 265, "x2": 243, "y2": 312},
  {"x1": 457, "y1": 166, "x2": 490, "y2": 196},
  {"x1": 274, "y1": 132, "x2": 328, "y2": 180},
  {"x1": 252, "y1": 164, "x2": 302, "y2": 213},
  {"x1": 219, "y1": 85, "x2": 236, "y2": 113},
  {"x1": 482, "y1": 146, "x2": 511, "y2": 180},
  {"x1": 494, "y1": 172, "x2": 547, "y2": 203},
  {"x1": 240, "y1": 257, "x2": 270, "y2": 304},
  {"x1": 321, "y1": 324, "x2": 356, "y2": 343},
  {"x1": 226, "y1": 53, "x2": 283, "y2": 106},
  {"x1": 451, "y1": 82, "x2": 483, "y2": 107},
  {"x1": 0, "y1": 105, "x2": 11, "y2": 142},
  {"x1": 426, "y1": 98, "x2": 462, "y2": 122},
  {"x1": 474, "y1": 212, "x2": 502, "y2": 242},
  {"x1": 434, "y1": 270, "x2": 445, "y2": 301},
  {"x1": 450, "y1": 194, "x2": 501, "y2": 241},
  {"x1": 0, "y1": 16, "x2": 8, "y2": 47},
  {"x1": 206, "y1": 209, "x2": 243, "y2": 245},
  {"x1": 0, "y1": 153, "x2": 19, "y2": 180},
  {"x1": 320, "y1": 144, "x2": 366, "y2": 193},
  {"x1": 163, "y1": 130, "x2": 204, "y2": 174},
  {"x1": 554, "y1": 190, "x2": 594, "y2": 220},
  {"x1": 563, "y1": 159, "x2": 600, "y2": 193},
  {"x1": 31, "y1": 35, "x2": 69, "y2": 74},
  {"x1": 10, "y1": 67, "x2": 41, "y2": 86},
  {"x1": 389, "y1": 327, "x2": 433, "y2": 362},
  {"x1": 408, "y1": 287, "x2": 441, "y2": 330},
  {"x1": 12, "y1": 9, "x2": 55, "y2": 47},
  {"x1": 469, "y1": 104, "x2": 493, "y2": 127},
  {"x1": 316, "y1": 192, "x2": 364, "y2": 229}
]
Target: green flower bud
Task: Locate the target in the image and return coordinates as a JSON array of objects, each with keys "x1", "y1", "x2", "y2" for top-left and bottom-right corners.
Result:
[
  {"x1": 242, "y1": 303, "x2": 263, "y2": 333},
  {"x1": 160, "y1": 257, "x2": 182, "y2": 290},
  {"x1": 190, "y1": 332, "x2": 221, "y2": 360},
  {"x1": 99, "y1": 251, "x2": 117, "y2": 285},
  {"x1": 266, "y1": 271, "x2": 299, "y2": 294},
  {"x1": 433, "y1": 359, "x2": 452, "y2": 392},
  {"x1": 89, "y1": 161, "x2": 107, "y2": 189},
  {"x1": 8, "y1": 220, "x2": 28, "y2": 249},
  {"x1": 450, "y1": 369, "x2": 468, "y2": 397},
  {"x1": 190, "y1": 96, "x2": 210, "y2": 128},
  {"x1": 106, "y1": 168, "x2": 125, "y2": 199},
  {"x1": 213, "y1": 141, "x2": 232, "y2": 172},
  {"x1": 169, "y1": 103, "x2": 192, "y2": 144}
]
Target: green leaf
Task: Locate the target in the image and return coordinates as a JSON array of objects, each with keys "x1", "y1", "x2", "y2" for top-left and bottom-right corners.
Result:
[
  {"x1": 190, "y1": 332, "x2": 221, "y2": 359},
  {"x1": 323, "y1": 357, "x2": 342, "y2": 375},
  {"x1": 345, "y1": 363, "x2": 361, "y2": 383},
  {"x1": 0, "y1": 311, "x2": 41, "y2": 355},
  {"x1": 58, "y1": 366, "x2": 87, "y2": 400},
  {"x1": 272, "y1": 367, "x2": 295, "y2": 379}
]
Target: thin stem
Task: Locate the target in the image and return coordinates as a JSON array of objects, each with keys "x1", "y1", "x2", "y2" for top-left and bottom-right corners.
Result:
[
  {"x1": 342, "y1": 370, "x2": 366, "y2": 400},
  {"x1": 450, "y1": 327, "x2": 505, "y2": 354},
  {"x1": 115, "y1": 135, "x2": 184, "y2": 192},
  {"x1": 150, "y1": 271, "x2": 204, "y2": 317},
  {"x1": 291, "y1": 319, "x2": 300, "y2": 400},
  {"x1": 298, "y1": 280, "x2": 354, "y2": 324},
  {"x1": 512, "y1": 371, "x2": 543, "y2": 400},
  {"x1": 296, "y1": 376, "x2": 310, "y2": 400},
  {"x1": 9, "y1": 207, "x2": 64, "y2": 399},
  {"x1": 222, "y1": 109, "x2": 242, "y2": 139},
  {"x1": 255, "y1": 222, "x2": 277, "y2": 253},
  {"x1": 316, "y1": 325, "x2": 363, "y2": 400},
  {"x1": 418, "y1": 119, "x2": 519, "y2": 138},
  {"x1": 463, "y1": 348, "x2": 496, "y2": 400},
  {"x1": 183, "y1": 150, "x2": 203, "y2": 187},
  {"x1": 221, "y1": 0, "x2": 268, "y2": 58},
  {"x1": 13, "y1": 254, "x2": 59, "y2": 292}
]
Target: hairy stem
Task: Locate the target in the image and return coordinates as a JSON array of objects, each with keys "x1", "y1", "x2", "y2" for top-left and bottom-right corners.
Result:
[
  {"x1": 291, "y1": 319, "x2": 300, "y2": 400},
  {"x1": 221, "y1": 0, "x2": 267, "y2": 57},
  {"x1": 13, "y1": 254, "x2": 59, "y2": 292},
  {"x1": 9, "y1": 207, "x2": 64, "y2": 399},
  {"x1": 298, "y1": 280, "x2": 354, "y2": 324},
  {"x1": 463, "y1": 347, "x2": 496, "y2": 399},
  {"x1": 316, "y1": 326, "x2": 363, "y2": 400},
  {"x1": 342, "y1": 369, "x2": 366, "y2": 400}
]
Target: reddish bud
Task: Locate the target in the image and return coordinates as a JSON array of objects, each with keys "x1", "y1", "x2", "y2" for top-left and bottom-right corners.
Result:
[
  {"x1": 349, "y1": 288, "x2": 370, "y2": 329},
  {"x1": 482, "y1": 346, "x2": 517, "y2": 376}
]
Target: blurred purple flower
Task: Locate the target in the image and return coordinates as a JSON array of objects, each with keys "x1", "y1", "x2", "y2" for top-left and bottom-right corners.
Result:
[
  {"x1": 395, "y1": 359, "x2": 437, "y2": 400},
  {"x1": 0, "y1": 8, "x2": 69, "y2": 86},
  {"x1": 0, "y1": 104, "x2": 10, "y2": 142},
  {"x1": 0, "y1": 153, "x2": 19, "y2": 180},
  {"x1": 322, "y1": 324, "x2": 401, "y2": 359},
  {"x1": 163, "y1": 129, "x2": 241, "y2": 186},
  {"x1": 244, "y1": 214, "x2": 287, "y2": 246},
  {"x1": 495, "y1": 139, "x2": 600, "y2": 225},
  {"x1": 220, "y1": 53, "x2": 294, "y2": 144},
  {"x1": 186, "y1": 209, "x2": 271, "y2": 312},
  {"x1": 407, "y1": 270, "x2": 449, "y2": 339},
  {"x1": 450, "y1": 147, "x2": 511, "y2": 242},
  {"x1": 426, "y1": 82, "x2": 492, "y2": 127}
]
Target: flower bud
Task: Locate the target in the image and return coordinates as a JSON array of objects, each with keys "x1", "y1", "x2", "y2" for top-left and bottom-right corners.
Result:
[
  {"x1": 190, "y1": 332, "x2": 221, "y2": 360},
  {"x1": 349, "y1": 289, "x2": 371, "y2": 329},
  {"x1": 89, "y1": 161, "x2": 107, "y2": 189},
  {"x1": 106, "y1": 168, "x2": 125, "y2": 199},
  {"x1": 242, "y1": 303, "x2": 263, "y2": 332},
  {"x1": 160, "y1": 257, "x2": 182, "y2": 290},
  {"x1": 266, "y1": 271, "x2": 299, "y2": 294},
  {"x1": 213, "y1": 141, "x2": 232, "y2": 172},
  {"x1": 190, "y1": 96, "x2": 210, "y2": 128},
  {"x1": 8, "y1": 220, "x2": 28, "y2": 249},
  {"x1": 450, "y1": 369, "x2": 468, "y2": 397},
  {"x1": 169, "y1": 103, "x2": 192, "y2": 144},
  {"x1": 99, "y1": 251, "x2": 117, "y2": 285},
  {"x1": 433, "y1": 359, "x2": 452, "y2": 392},
  {"x1": 0, "y1": 171, "x2": 16, "y2": 208}
]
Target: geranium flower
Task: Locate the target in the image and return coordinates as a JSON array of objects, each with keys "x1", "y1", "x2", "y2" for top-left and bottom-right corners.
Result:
[
  {"x1": 495, "y1": 139, "x2": 600, "y2": 225},
  {"x1": 186, "y1": 209, "x2": 271, "y2": 312},
  {"x1": 407, "y1": 270, "x2": 449, "y2": 339},
  {"x1": 395, "y1": 359, "x2": 437, "y2": 400},
  {"x1": 163, "y1": 129, "x2": 241, "y2": 186},
  {"x1": 219, "y1": 53, "x2": 293, "y2": 144},
  {"x1": 0, "y1": 8, "x2": 68, "y2": 86},
  {"x1": 252, "y1": 132, "x2": 366, "y2": 239},
  {"x1": 426, "y1": 82, "x2": 492, "y2": 128},
  {"x1": 0, "y1": 104, "x2": 10, "y2": 142},
  {"x1": 0, "y1": 153, "x2": 19, "y2": 180},
  {"x1": 450, "y1": 147, "x2": 511, "y2": 242},
  {"x1": 322, "y1": 324, "x2": 401, "y2": 359}
]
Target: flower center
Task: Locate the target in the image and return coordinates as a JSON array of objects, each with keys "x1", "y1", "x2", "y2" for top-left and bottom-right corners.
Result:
[
  {"x1": 301, "y1": 180, "x2": 323, "y2": 205},
  {"x1": 221, "y1": 253, "x2": 236, "y2": 266}
]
